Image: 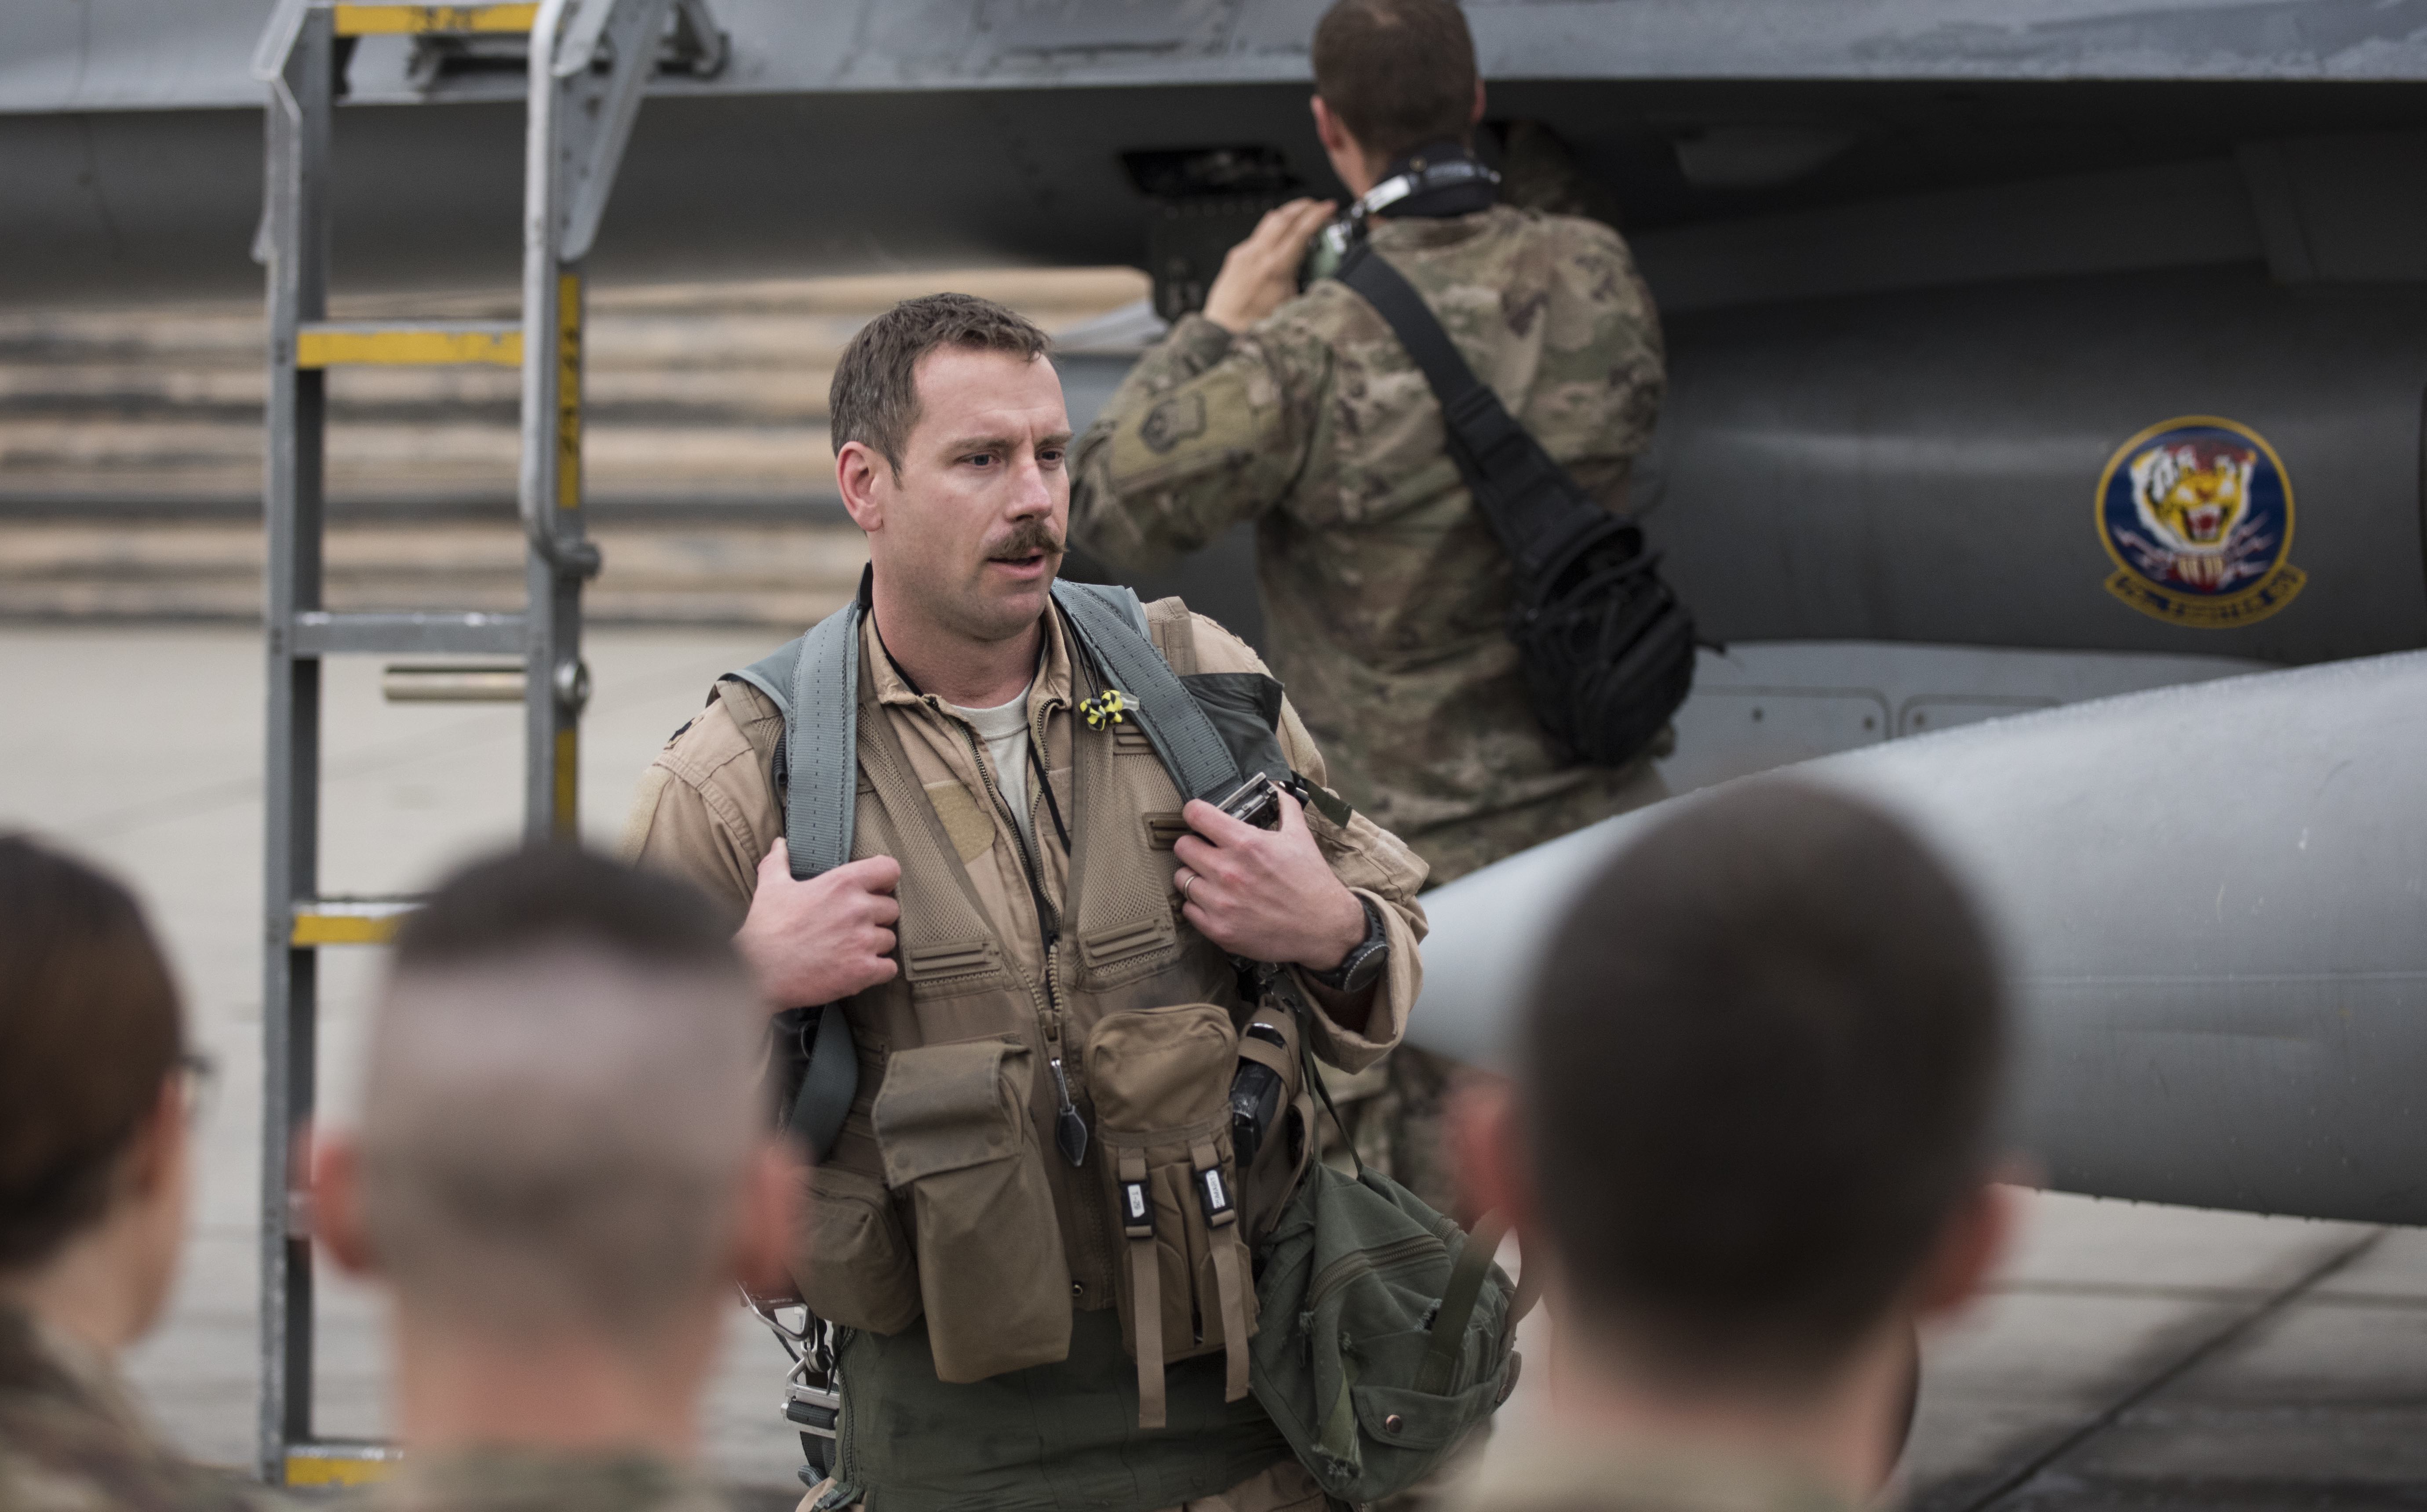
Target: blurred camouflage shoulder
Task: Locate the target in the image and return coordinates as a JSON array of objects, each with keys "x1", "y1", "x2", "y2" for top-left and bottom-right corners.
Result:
[
  {"x1": 0, "y1": 1307, "x2": 282, "y2": 1512},
  {"x1": 367, "y1": 1448, "x2": 726, "y2": 1512}
]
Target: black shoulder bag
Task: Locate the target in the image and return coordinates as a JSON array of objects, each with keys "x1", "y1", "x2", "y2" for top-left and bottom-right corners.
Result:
[{"x1": 1335, "y1": 242, "x2": 1696, "y2": 768}]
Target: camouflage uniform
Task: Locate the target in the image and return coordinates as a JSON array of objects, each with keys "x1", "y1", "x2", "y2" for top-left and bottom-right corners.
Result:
[
  {"x1": 0, "y1": 1304, "x2": 276, "y2": 1512},
  {"x1": 1070, "y1": 200, "x2": 1668, "y2": 1212},
  {"x1": 1440, "y1": 1436, "x2": 1856, "y2": 1512},
  {"x1": 364, "y1": 1448, "x2": 725, "y2": 1512}
]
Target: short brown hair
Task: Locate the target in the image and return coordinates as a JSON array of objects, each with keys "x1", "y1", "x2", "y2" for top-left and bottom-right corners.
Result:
[
  {"x1": 828, "y1": 293, "x2": 1051, "y2": 474},
  {"x1": 1312, "y1": 0, "x2": 1480, "y2": 167},
  {"x1": 367, "y1": 847, "x2": 760, "y2": 1336},
  {"x1": 0, "y1": 835, "x2": 183, "y2": 1271},
  {"x1": 391, "y1": 842, "x2": 737, "y2": 975},
  {"x1": 1520, "y1": 782, "x2": 2005, "y2": 1385}
]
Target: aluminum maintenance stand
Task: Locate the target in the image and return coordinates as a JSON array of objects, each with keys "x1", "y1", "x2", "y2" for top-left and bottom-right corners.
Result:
[{"x1": 249, "y1": 0, "x2": 719, "y2": 1487}]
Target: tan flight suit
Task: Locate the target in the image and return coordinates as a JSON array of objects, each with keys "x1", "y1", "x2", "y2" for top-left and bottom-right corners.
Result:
[
  {"x1": 0, "y1": 1304, "x2": 281, "y2": 1512},
  {"x1": 1440, "y1": 1436, "x2": 1858, "y2": 1512},
  {"x1": 1070, "y1": 188, "x2": 1669, "y2": 1217},
  {"x1": 623, "y1": 597, "x2": 1428, "y2": 1512},
  {"x1": 363, "y1": 1448, "x2": 725, "y2": 1512}
]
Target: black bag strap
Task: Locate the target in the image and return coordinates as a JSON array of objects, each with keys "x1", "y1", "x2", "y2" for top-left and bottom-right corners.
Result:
[
  {"x1": 1334, "y1": 243, "x2": 1612, "y2": 580},
  {"x1": 1416, "y1": 1210, "x2": 1509, "y2": 1396}
]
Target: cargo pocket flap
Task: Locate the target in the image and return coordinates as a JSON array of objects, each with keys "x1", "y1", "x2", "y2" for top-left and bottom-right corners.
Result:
[
  {"x1": 873, "y1": 1038, "x2": 1029, "y2": 1187},
  {"x1": 1350, "y1": 1378, "x2": 1500, "y2": 1452},
  {"x1": 1084, "y1": 1004, "x2": 1233, "y2": 1133}
]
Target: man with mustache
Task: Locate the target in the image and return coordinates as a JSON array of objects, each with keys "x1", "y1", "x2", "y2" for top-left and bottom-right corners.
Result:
[{"x1": 623, "y1": 294, "x2": 1429, "y2": 1512}]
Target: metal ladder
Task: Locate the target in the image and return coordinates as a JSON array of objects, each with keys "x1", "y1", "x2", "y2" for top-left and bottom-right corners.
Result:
[{"x1": 249, "y1": 0, "x2": 720, "y2": 1487}]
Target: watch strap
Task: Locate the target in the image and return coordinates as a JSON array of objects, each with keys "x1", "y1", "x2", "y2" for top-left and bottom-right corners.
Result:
[{"x1": 1312, "y1": 895, "x2": 1388, "y2": 991}]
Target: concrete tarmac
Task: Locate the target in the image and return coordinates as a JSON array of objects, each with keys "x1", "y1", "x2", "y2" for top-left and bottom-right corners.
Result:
[{"x1": 5, "y1": 622, "x2": 2424, "y2": 1506}]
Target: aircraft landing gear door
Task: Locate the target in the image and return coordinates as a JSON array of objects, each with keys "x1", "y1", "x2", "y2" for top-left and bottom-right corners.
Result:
[{"x1": 250, "y1": 0, "x2": 718, "y2": 1489}]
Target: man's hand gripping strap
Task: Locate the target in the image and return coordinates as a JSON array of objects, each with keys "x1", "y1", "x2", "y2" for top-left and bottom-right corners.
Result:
[{"x1": 732, "y1": 594, "x2": 872, "y2": 1164}]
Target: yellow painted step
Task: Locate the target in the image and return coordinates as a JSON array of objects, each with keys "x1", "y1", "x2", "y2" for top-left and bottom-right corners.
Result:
[
  {"x1": 295, "y1": 321, "x2": 522, "y2": 369},
  {"x1": 284, "y1": 1442, "x2": 404, "y2": 1488},
  {"x1": 290, "y1": 897, "x2": 421, "y2": 947},
  {"x1": 332, "y1": 4, "x2": 539, "y2": 36}
]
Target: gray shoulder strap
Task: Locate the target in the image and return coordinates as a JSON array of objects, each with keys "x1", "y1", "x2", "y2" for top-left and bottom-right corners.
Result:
[
  {"x1": 1052, "y1": 580, "x2": 1243, "y2": 804},
  {"x1": 729, "y1": 600, "x2": 867, "y2": 1162},
  {"x1": 742, "y1": 582, "x2": 1249, "y2": 872},
  {"x1": 729, "y1": 599, "x2": 864, "y2": 883},
  {"x1": 785, "y1": 599, "x2": 867, "y2": 881},
  {"x1": 729, "y1": 640, "x2": 799, "y2": 718}
]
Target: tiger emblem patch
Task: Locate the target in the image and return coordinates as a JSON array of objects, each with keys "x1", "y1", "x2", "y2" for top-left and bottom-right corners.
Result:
[{"x1": 2097, "y1": 416, "x2": 2304, "y2": 628}]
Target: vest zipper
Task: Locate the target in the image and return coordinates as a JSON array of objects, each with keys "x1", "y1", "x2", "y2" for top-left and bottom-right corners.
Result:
[{"x1": 951, "y1": 708, "x2": 1087, "y2": 1166}]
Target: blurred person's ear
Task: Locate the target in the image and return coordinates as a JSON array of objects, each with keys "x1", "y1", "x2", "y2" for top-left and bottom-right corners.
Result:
[
  {"x1": 124, "y1": 1074, "x2": 189, "y2": 1206},
  {"x1": 309, "y1": 1126, "x2": 378, "y2": 1278},
  {"x1": 1913, "y1": 1179, "x2": 2022, "y2": 1323},
  {"x1": 729, "y1": 1139, "x2": 801, "y2": 1299},
  {"x1": 121, "y1": 1075, "x2": 193, "y2": 1339}
]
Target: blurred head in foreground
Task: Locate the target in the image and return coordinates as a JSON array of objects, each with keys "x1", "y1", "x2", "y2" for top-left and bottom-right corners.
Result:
[
  {"x1": 1458, "y1": 782, "x2": 2013, "y2": 1496},
  {"x1": 313, "y1": 846, "x2": 789, "y2": 1463},
  {"x1": 0, "y1": 835, "x2": 191, "y2": 1358},
  {"x1": 0, "y1": 844, "x2": 267, "y2": 1512}
]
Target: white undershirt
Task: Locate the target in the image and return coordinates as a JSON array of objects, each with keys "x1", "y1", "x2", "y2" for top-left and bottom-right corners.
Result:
[{"x1": 947, "y1": 682, "x2": 1037, "y2": 850}]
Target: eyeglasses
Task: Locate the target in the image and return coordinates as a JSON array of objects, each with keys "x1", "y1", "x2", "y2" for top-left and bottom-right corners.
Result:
[{"x1": 176, "y1": 1050, "x2": 219, "y2": 1130}]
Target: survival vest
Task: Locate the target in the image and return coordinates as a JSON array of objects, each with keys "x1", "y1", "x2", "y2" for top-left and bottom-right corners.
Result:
[
  {"x1": 737, "y1": 578, "x2": 1527, "y2": 1502},
  {"x1": 731, "y1": 578, "x2": 1312, "y2": 1425}
]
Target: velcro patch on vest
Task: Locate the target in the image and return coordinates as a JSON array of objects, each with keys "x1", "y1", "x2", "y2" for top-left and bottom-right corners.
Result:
[
  {"x1": 924, "y1": 780, "x2": 996, "y2": 863},
  {"x1": 1081, "y1": 917, "x2": 1174, "y2": 970},
  {"x1": 904, "y1": 940, "x2": 1001, "y2": 982},
  {"x1": 1142, "y1": 813, "x2": 1188, "y2": 850}
]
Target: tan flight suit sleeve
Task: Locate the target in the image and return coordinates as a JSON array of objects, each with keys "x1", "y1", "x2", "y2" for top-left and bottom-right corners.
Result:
[
  {"x1": 617, "y1": 682, "x2": 787, "y2": 927},
  {"x1": 1068, "y1": 311, "x2": 1328, "y2": 575},
  {"x1": 1184, "y1": 612, "x2": 1429, "y2": 1076}
]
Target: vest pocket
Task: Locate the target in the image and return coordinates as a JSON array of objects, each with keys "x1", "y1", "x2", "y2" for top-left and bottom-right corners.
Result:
[
  {"x1": 873, "y1": 1037, "x2": 1072, "y2": 1383},
  {"x1": 1085, "y1": 1003, "x2": 1260, "y2": 1430},
  {"x1": 792, "y1": 1161, "x2": 922, "y2": 1337}
]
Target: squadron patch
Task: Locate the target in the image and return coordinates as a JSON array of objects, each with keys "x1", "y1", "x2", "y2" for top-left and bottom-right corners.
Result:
[
  {"x1": 1138, "y1": 392, "x2": 1206, "y2": 455},
  {"x1": 2096, "y1": 416, "x2": 2304, "y2": 628}
]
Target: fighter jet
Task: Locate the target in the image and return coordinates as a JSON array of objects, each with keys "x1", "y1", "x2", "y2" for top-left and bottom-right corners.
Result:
[{"x1": 7, "y1": 0, "x2": 2427, "y2": 1222}]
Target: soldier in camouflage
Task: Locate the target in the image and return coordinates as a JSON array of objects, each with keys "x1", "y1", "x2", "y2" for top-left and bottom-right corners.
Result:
[
  {"x1": 0, "y1": 836, "x2": 270, "y2": 1512},
  {"x1": 1070, "y1": 0, "x2": 1669, "y2": 1212},
  {"x1": 309, "y1": 848, "x2": 789, "y2": 1512},
  {"x1": 0, "y1": 1308, "x2": 266, "y2": 1512}
]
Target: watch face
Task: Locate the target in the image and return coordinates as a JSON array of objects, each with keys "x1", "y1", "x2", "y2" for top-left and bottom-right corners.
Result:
[{"x1": 1339, "y1": 940, "x2": 1386, "y2": 994}]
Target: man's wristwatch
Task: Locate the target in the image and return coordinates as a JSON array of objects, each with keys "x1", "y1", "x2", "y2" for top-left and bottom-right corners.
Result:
[{"x1": 1309, "y1": 896, "x2": 1389, "y2": 994}]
